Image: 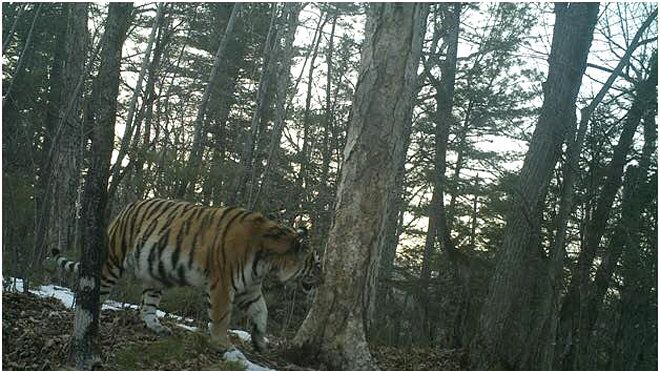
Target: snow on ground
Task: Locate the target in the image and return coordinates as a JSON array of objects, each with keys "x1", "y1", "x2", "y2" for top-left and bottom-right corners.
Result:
[{"x1": 4, "y1": 277, "x2": 274, "y2": 371}]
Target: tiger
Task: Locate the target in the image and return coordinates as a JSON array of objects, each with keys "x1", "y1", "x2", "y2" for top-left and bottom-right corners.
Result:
[{"x1": 51, "y1": 198, "x2": 323, "y2": 352}]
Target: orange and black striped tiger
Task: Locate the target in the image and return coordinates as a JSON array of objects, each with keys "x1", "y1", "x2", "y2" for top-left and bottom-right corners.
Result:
[{"x1": 52, "y1": 198, "x2": 323, "y2": 351}]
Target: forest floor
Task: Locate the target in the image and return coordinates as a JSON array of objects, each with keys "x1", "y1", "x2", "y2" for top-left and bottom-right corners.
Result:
[{"x1": 3, "y1": 282, "x2": 465, "y2": 371}]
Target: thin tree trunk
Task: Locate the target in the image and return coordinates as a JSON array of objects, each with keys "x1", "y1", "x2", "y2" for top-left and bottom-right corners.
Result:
[
  {"x1": 2, "y1": 3, "x2": 26, "y2": 54},
  {"x1": 552, "y1": 13, "x2": 657, "y2": 368},
  {"x1": 177, "y1": 3, "x2": 242, "y2": 198},
  {"x1": 32, "y1": 4, "x2": 68, "y2": 282},
  {"x1": 231, "y1": 4, "x2": 279, "y2": 206},
  {"x1": 296, "y1": 12, "x2": 327, "y2": 210},
  {"x1": 292, "y1": 4, "x2": 428, "y2": 370},
  {"x1": 313, "y1": 12, "x2": 338, "y2": 244},
  {"x1": 108, "y1": 3, "x2": 165, "y2": 199},
  {"x1": 418, "y1": 4, "x2": 461, "y2": 342},
  {"x1": 561, "y1": 53, "x2": 658, "y2": 371},
  {"x1": 469, "y1": 4, "x2": 598, "y2": 371},
  {"x1": 69, "y1": 4, "x2": 132, "y2": 369},
  {"x1": 251, "y1": 3, "x2": 301, "y2": 209},
  {"x1": 608, "y1": 169, "x2": 657, "y2": 371},
  {"x1": 109, "y1": 3, "x2": 164, "y2": 197},
  {"x1": 3, "y1": 4, "x2": 42, "y2": 109},
  {"x1": 558, "y1": 50, "x2": 658, "y2": 371}
]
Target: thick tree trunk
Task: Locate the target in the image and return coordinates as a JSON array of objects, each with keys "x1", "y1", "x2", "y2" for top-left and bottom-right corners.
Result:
[
  {"x1": 178, "y1": 3, "x2": 242, "y2": 198},
  {"x1": 68, "y1": 4, "x2": 132, "y2": 369},
  {"x1": 292, "y1": 4, "x2": 428, "y2": 370},
  {"x1": 469, "y1": 4, "x2": 598, "y2": 371}
]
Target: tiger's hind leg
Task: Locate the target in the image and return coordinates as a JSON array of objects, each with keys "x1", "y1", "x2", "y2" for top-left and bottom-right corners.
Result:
[
  {"x1": 99, "y1": 258, "x2": 124, "y2": 304},
  {"x1": 207, "y1": 280, "x2": 234, "y2": 351},
  {"x1": 140, "y1": 288, "x2": 172, "y2": 336}
]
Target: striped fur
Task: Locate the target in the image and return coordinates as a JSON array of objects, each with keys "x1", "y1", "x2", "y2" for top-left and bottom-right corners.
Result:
[{"x1": 52, "y1": 198, "x2": 323, "y2": 351}]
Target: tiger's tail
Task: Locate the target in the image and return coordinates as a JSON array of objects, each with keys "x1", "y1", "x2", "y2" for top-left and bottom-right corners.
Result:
[{"x1": 51, "y1": 248, "x2": 80, "y2": 275}]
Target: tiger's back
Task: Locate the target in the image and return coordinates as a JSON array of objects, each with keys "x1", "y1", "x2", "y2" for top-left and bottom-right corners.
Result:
[{"x1": 105, "y1": 199, "x2": 245, "y2": 290}]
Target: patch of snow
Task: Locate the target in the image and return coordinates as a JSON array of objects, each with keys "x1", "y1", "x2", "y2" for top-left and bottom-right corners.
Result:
[
  {"x1": 176, "y1": 323, "x2": 198, "y2": 332},
  {"x1": 229, "y1": 329, "x2": 253, "y2": 343},
  {"x1": 224, "y1": 348, "x2": 276, "y2": 371}
]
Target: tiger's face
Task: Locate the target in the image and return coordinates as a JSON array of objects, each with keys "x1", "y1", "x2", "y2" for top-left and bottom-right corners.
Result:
[{"x1": 259, "y1": 221, "x2": 323, "y2": 291}]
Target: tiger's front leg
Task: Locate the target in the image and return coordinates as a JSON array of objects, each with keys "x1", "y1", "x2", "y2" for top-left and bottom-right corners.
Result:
[
  {"x1": 208, "y1": 280, "x2": 234, "y2": 352},
  {"x1": 245, "y1": 294, "x2": 268, "y2": 352}
]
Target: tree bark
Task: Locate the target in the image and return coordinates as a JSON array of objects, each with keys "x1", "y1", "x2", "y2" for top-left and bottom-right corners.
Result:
[
  {"x1": 292, "y1": 4, "x2": 428, "y2": 370},
  {"x1": 469, "y1": 4, "x2": 598, "y2": 371},
  {"x1": 68, "y1": 4, "x2": 132, "y2": 369}
]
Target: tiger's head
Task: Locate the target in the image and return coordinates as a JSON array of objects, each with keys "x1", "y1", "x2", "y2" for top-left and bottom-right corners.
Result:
[{"x1": 257, "y1": 219, "x2": 323, "y2": 292}]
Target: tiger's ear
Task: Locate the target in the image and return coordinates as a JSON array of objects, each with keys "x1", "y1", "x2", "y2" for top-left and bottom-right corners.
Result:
[{"x1": 262, "y1": 225, "x2": 289, "y2": 240}]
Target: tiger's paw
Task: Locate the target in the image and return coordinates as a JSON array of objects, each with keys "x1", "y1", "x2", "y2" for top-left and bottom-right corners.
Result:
[
  {"x1": 252, "y1": 334, "x2": 268, "y2": 353},
  {"x1": 210, "y1": 337, "x2": 233, "y2": 354},
  {"x1": 151, "y1": 325, "x2": 173, "y2": 337}
]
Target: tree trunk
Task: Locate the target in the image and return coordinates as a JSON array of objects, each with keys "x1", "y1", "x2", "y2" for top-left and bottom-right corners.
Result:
[
  {"x1": 296, "y1": 11, "x2": 326, "y2": 210},
  {"x1": 109, "y1": 3, "x2": 163, "y2": 198},
  {"x1": 313, "y1": 12, "x2": 338, "y2": 245},
  {"x1": 549, "y1": 12, "x2": 656, "y2": 369},
  {"x1": 292, "y1": 4, "x2": 428, "y2": 370},
  {"x1": 178, "y1": 3, "x2": 242, "y2": 198},
  {"x1": 469, "y1": 4, "x2": 598, "y2": 371},
  {"x1": 32, "y1": 4, "x2": 68, "y2": 282},
  {"x1": 231, "y1": 4, "x2": 279, "y2": 206},
  {"x1": 2, "y1": 3, "x2": 26, "y2": 54},
  {"x1": 608, "y1": 166, "x2": 658, "y2": 371},
  {"x1": 558, "y1": 50, "x2": 658, "y2": 371},
  {"x1": 2, "y1": 4, "x2": 41, "y2": 109},
  {"x1": 68, "y1": 4, "x2": 132, "y2": 369},
  {"x1": 251, "y1": 3, "x2": 302, "y2": 209},
  {"x1": 418, "y1": 3, "x2": 461, "y2": 342}
]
